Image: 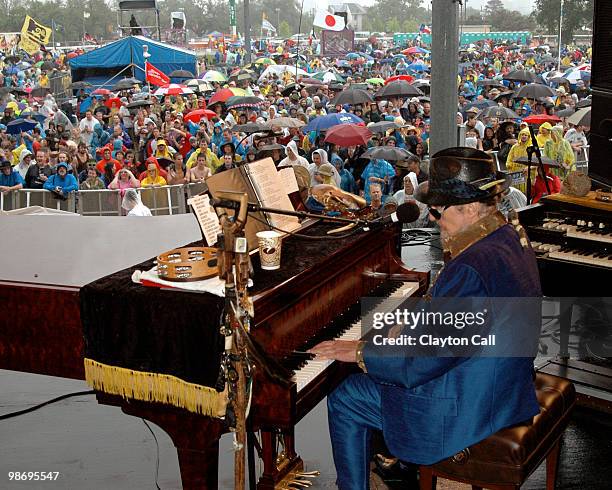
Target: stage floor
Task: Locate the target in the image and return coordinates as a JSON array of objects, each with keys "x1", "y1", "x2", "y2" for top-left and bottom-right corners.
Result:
[{"x1": 1, "y1": 368, "x2": 612, "y2": 490}]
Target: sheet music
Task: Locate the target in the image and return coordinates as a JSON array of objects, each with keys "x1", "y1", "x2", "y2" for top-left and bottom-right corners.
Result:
[
  {"x1": 278, "y1": 167, "x2": 300, "y2": 194},
  {"x1": 187, "y1": 194, "x2": 221, "y2": 246},
  {"x1": 247, "y1": 158, "x2": 301, "y2": 233}
]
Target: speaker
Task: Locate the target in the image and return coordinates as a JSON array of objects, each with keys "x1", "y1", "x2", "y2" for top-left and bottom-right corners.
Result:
[
  {"x1": 591, "y1": 0, "x2": 612, "y2": 92},
  {"x1": 586, "y1": 1, "x2": 612, "y2": 187}
]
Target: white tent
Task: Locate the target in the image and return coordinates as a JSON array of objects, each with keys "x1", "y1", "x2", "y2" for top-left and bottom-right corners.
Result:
[{"x1": 258, "y1": 65, "x2": 309, "y2": 82}]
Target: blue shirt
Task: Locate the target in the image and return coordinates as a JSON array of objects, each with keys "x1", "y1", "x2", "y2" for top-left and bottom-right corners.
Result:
[{"x1": 0, "y1": 169, "x2": 25, "y2": 187}]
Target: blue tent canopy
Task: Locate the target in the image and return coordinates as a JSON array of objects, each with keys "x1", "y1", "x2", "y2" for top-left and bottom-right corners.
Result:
[{"x1": 69, "y1": 36, "x2": 197, "y2": 87}]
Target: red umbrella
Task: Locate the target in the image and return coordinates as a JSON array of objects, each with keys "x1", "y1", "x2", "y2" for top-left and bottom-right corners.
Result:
[
  {"x1": 522, "y1": 114, "x2": 561, "y2": 125},
  {"x1": 92, "y1": 88, "x2": 111, "y2": 96},
  {"x1": 184, "y1": 109, "x2": 217, "y2": 123},
  {"x1": 104, "y1": 97, "x2": 122, "y2": 109},
  {"x1": 324, "y1": 124, "x2": 372, "y2": 147},
  {"x1": 385, "y1": 74, "x2": 414, "y2": 85},
  {"x1": 208, "y1": 88, "x2": 235, "y2": 105},
  {"x1": 66, "y1": 52, "x2": 78, "y2": 59},
  {"x1": 401, "y1": 47, "x2": 424, "y2": 55}
]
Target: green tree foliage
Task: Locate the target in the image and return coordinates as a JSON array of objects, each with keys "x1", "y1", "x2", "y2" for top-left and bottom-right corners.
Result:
[
  {"x1": 365, "y1": 0, "x2": 429, "y2": 33},
  {"x1": 533, "y1": 0, "x2": 593, "y2": 43},
  {"x1": 484, "y1": 0, "x2": 505, "y2": 17},
  {"x1": 278, "y1": 20, "x2": 291, "y2": 38}
]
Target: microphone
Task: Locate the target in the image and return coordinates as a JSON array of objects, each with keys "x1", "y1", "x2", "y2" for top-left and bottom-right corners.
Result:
[
  {"x1": 527, "y1": 124, "x2": 543, "y2": 161},
  {"x1": 362, "y1": 201, "x2": 421, "y2": 230}
]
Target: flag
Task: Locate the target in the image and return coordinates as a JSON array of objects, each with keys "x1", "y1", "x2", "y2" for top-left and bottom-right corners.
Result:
[
  {"x1": 262, "y1": 19, "x2": 276, "y2": 33},
  {"x1": 419, "y1": 24, "x2": 431, "y2": 34},
  {"x1": 313, "y1": 10, "x2": 345, "y2": 32},
  {"x1": 19, "y1": 15, "x2": 52, "y2": 54},
  {"x1": 145, "y1": 61, "x2": 170, "y2": 86}
]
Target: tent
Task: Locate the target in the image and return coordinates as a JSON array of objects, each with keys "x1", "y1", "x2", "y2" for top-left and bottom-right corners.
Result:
[{"x1": 69, "y1": 35, "x2": 197, "y2": 88}]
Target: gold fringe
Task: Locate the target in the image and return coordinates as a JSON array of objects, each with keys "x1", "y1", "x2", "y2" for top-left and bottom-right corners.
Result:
[{"x1": 84, "y1": 358, "x2": 228, "y2": 417}]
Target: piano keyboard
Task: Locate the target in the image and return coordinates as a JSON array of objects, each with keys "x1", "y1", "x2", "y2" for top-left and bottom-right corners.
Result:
[
  {"x1": 531, "y1": 241, "x2": 612, "y2": 269},
  {"x1": 293, "y1": 281, "x2": 421, "y2": 392},
  {"x1": 541, "y1": 218, "x2": 611, "y2": 243}
]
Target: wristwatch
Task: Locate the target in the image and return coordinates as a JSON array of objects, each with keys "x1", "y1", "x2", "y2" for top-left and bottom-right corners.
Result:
[{"x1": 355, "y1": 341, "x2": 367, "y2": 373}]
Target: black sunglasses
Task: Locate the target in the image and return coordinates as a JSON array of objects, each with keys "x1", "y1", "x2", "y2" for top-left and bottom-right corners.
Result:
[{"x1": 428, "y1": 206, "x2": 449, "y2": 220}]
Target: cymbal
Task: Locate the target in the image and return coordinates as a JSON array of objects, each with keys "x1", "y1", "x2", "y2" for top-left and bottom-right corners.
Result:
[{"x1": 513, "y1": 155, "x2": 562, "y2": 167}]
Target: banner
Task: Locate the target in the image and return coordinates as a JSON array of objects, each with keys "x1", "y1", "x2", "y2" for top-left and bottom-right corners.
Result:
[
  {"x1": 229, "y1": 0, "x2": 236, "y2": 27},
  {"x1": 321, "y1": 29, "x2": 354, "y2": 57},
  {"x1": 19, "y1": 15, "x2": 51, "y2": 54},
  {"x1": 262, "y1": 19, "x2": 276, "y2": 34},
  {"x1": 171, "y1": 11, "x2": 186, "y2": 30},
  {"x1": 145, "y1": 61, "x2": 170, "y2": 86}
]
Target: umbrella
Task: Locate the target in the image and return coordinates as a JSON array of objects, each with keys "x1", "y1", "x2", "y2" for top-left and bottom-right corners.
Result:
[
  {"x1": 312, "y1": 71, "x2": 345, "y2": 83},
  {"x1": 92, "y1": 88, "x2": 111, "y2": 96},
  {"x1": 476, "y1": 79, "x2": 506, "y2": 89},
  {"x1": 493, "y1": 90, "x2": 515, "y2": 101},
  {"x1": 230, "y1": 68, "x2": 256, "y2": 81},
  {"x1": 503, "y1": 70, "x2": 538, "y2": 83},
  {"x1": 184, "y1": 109, "x2": 217, "y2": 123},
  {"x1": 40, "y1": 61, "x2": 55, "y2": 71},
  {"x1": 361, "y1": 146, "x2": 412, "y2": 161},
  {"x1": 30, "y1": 87, "x2": 51, "y2": 98},
  {"x1": 567, "y1": 107, "x2": 591, "y2": 127},
  {"x1": 10, "y1": 87, "x2": 28, "y2": 95},
  {"x1": 324, "y1": 124, "x2": 372, "y2": 147},
  {"x1": 185, "y1": 79, "x2": 214, "y2": 92},
  {"x1": 70, "y1": 81, "x2": 92, "y2": 90},
  {"x1": 522, "y1": 114, "x2": 562, "y2": 125},
  {"x1": 208, "y1": 88, "x2": 246, "y2": 105},
  {"x1": 464, "y1": 100, "x2": 497, "y2": 112},
  {"x1": 576, "y1": 98, "x2": 591, "y2": 108},
  {"x1": 385, "y1": 74, "x2": 414, "y2": 84},
  {"x1": 19, "y1": 111, "x2": 47, "y2": 124},
  {"x1": 201, "y1": 70, "x2": 227, "y2": 82},
  {"x1": 233, "y1": 122, "x2": 268, "y2": 133},
  {"x1": 224, "y1": 96, "x2": 264, "y2": 109},
  {"x1": 3, "y1": 55, "x2": 19, "y2": 64},
  {"x1": 565, "y1": 69, "x2": 590, "y2": 83},
  {"x1": 547, "y1": 76, "x2": 569, "y2": 85},
  {"x1": 281, "y1": 83, "x2": 301, "y2": 96},
  {"x1": 153, "y1": 84, "x2": 194, "y2": 96},
  {"x1": 6, "y1": 118, "x2": 37, "y2": 134},
  {"x1": 367, "y1": 121, "x2": 398, "y2": 134},
  {"x1": 515, "y1": 84, "x2": 555, "y2": 99},
  {"x1": 254, "y1": 57, "x2": 276, "y2": 65},
  {"x1": 375, "y1": 80, "x2": 423, "y2": 100},
  {"x1": 17, "y1": 61, "x2": 31, "y2": 70},
  {"x1": 126, "y1": 100, "x2": 153, "y2": 109},
  {"x1": 407, "y1": 61, "x2": 428, "y2": 72},
  {"x1": 331, "y1": 88, "x2": 374, "y2": 106},
  {"x1": 303, "y1": 113, "x2": 364, "y2": 133},
  {"x1": 297, "y1": 77, "x2": 324, "y2": 85},
  {"x1": 478, "y1": 106, "x2": 519, "y2": 119},
  {"x1": 104, "y1": 97, "x2": 122, "y2": 109},
  {"x1": 112, "y1": 78, "x2": 140, "y2": 91},
  {"x1": 169, "y1": 69, "x2": 195, "y2": 78},
  {"x1": 402, "y1": 46, "x2": 429, "y2": 55},
  {"x1": 366, "y1": 78, "x2": 385, "y2": 85},
  {"x1": 555, "y1": 107, "x2": 576, "y2": 118},
  {"x1": 346, "y1": 53, "x2": 361, "y2": 60},
  {"x1": 262, "y1": 117, "x2": 304, "y2": 129}
]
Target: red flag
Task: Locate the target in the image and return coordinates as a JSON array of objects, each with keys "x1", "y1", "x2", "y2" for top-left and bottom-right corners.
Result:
[{"x1": 145, "y1": 61, "x2": 170, "y2": 86}]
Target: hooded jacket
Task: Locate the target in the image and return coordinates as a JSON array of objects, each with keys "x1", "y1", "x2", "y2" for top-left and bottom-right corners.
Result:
[
  {"x1": 308, "y1": 148, "x2": 341, "y2": 187},
  {"x1": 43, "y1": 162, "x2": 78, "y2": 195},
  {"x1": 279, "y1": 140, "x2": 309, "y2": 168}
]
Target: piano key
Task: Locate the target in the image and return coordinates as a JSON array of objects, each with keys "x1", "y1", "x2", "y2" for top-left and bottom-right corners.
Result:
[
  {"x1": 549, "y1": 249, "x2": 612, "y2": 268},
  {"x1": 566, "y1": 225, "x2": 612, "y2": 244},
  {"x1": 292, "y1": 282, "x2": 421, "y2": 392}
]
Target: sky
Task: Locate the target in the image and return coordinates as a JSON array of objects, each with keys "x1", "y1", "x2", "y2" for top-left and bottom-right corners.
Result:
[{"x1": 303, "y1": 0, "x2": 536, "y2": 15}]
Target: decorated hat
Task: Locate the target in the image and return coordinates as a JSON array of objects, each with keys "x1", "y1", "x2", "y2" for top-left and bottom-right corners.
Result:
[{"x1": 414, "y1": 147, "x2": 510, "y2": 206}]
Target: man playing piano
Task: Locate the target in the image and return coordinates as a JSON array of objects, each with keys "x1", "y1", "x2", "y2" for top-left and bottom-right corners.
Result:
[{"x1": 311, "y1": 148, "x2": 542, "y2": 489}]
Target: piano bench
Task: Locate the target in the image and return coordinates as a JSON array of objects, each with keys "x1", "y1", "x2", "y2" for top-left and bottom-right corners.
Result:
[{"x1": 418, "y1": 373, "x2": 576, "y2": 490}]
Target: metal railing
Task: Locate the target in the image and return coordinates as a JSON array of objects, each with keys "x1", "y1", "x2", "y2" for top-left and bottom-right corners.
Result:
[{"x1": 1, "y1": 183, "x2": 206, "y2": 216}]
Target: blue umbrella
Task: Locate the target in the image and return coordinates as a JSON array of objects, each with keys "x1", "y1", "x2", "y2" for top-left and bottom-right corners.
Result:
[
  {"x1": 19, "y1": 111, "x2": 47, "y2": 124},
  {"x1": 346, "y1": 53, "x2": 360, "y2": 60},
  {"x1": 6, "y1": 118, "x2": 37, "y2": 134},
  {"x1": 5, "y1": 66, "x2": 19, "y2": 75},
  {"x1": 336, "y1": 59, "x2": 350, "y2": 68},
  {"x1": 408, "y1": 61, "x2": 428, "y2": 72},
  {"x1": 303, "y1": 113, "x2": 365, "y2": 133}
]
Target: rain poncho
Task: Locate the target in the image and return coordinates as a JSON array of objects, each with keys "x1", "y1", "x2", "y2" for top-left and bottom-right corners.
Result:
[
  {"x1": 543, "y1": 126, "x2": 575, "y2": 177},
  {"x1": 308, "y1": 149, "x2": 341, "y2": 187},
  {"x1": 140, "y1": 162, "x2": 167, "y2": 187},
  {"x1": 122, "y1": 189, "x2": 152, "y2": 216},
  {"x1": 279, "y1": 140, "x2": 309, "y2": 168},
  {"x1": 330, "y1": 155, "x2": 358, "y2": 194},
  {"x1": 91, "y1": 124, "x2": 110, "y2": 155},
  {"x1": 535, "y1": 122, "x2": 553, "y2": 148},
  {"x1": 506, "y1": 128, "x2": 534, "y2": 193}
]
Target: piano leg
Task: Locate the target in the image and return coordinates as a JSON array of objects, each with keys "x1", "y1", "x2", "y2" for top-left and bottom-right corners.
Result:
[
  {"x1": 257, "y1": 429, "x2": 304, "y2": 489},
  {"x1": 96, "y1": 393, "x2": 226, "y2": 489}
]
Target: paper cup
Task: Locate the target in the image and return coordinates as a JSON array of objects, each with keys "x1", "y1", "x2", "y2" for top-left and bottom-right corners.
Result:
[{"x1": 256, "y1": 230, "x2": 282, "y2": 270}]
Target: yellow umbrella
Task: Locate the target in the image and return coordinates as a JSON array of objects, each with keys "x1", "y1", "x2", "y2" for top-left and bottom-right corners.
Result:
[{"x1": 254, "y1": 57, "x2": 276, "y2": 65}]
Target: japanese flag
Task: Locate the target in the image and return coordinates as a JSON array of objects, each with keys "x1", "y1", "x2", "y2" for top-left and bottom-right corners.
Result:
[{"x1": 313, "y1": 10, "x2": 346, "y2": 32}]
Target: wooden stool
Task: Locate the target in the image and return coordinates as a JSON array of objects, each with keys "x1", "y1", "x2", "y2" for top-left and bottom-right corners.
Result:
[{"x1": 419, "y1": 373, "x2": 576, "y2": 490}]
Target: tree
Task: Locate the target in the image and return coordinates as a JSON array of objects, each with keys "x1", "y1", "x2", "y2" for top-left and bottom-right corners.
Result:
[
  {"x1": 278, "y1": 20, "x2": 291, "y2": 38},
  {"x1": 533, "y1": 0, "x2": 594, "y2": 43},
  {"x1": 484, "y1": 0, "x2": 505, "y2": 17},
  {"x1": 366, "y1": 0, "x2": 429, "y2": 32},
  {"x1": 489, "y1": 9, "x2": 537, "y2": 31}
]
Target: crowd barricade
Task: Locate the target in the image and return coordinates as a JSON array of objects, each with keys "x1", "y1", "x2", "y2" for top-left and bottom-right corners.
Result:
[
  {"x1": 137, "y1": 185, "x2": 186, "y2": 216},
  {"x1": 575, "y1": 145, "x2": 589, "y2": 172},
  {"x1": 12, "y1": 188, "x2": 76, "y2": 212},
  {"x1": 77, "y1": 189, "x2": 123, "y2": 216},
  {"x1": 3, "y1": 183, "x2": 208, "y2": 217}
]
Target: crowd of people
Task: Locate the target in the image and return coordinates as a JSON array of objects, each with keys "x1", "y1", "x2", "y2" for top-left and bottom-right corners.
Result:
[{"x1": 0, "y1": 35, "x2": 593, "y2": 216}]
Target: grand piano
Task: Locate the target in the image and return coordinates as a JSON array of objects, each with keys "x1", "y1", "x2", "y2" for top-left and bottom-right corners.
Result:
[{"x1": 1, "y1": 216, "x2": 429, "y2": 489}]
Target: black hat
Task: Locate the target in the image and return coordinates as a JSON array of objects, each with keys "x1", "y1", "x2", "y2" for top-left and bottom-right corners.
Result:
[
  {"x1": 414, "y1": 147, "x2": 510, "y2": 206},
  {"x1": 0, "y1": 159, "x2": 11, "y2": 169}
]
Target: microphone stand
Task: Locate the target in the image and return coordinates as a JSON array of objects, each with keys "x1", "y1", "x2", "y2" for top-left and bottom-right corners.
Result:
[{"x1": 526, "y1": 125, "x2": 551, "y2": 204}]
